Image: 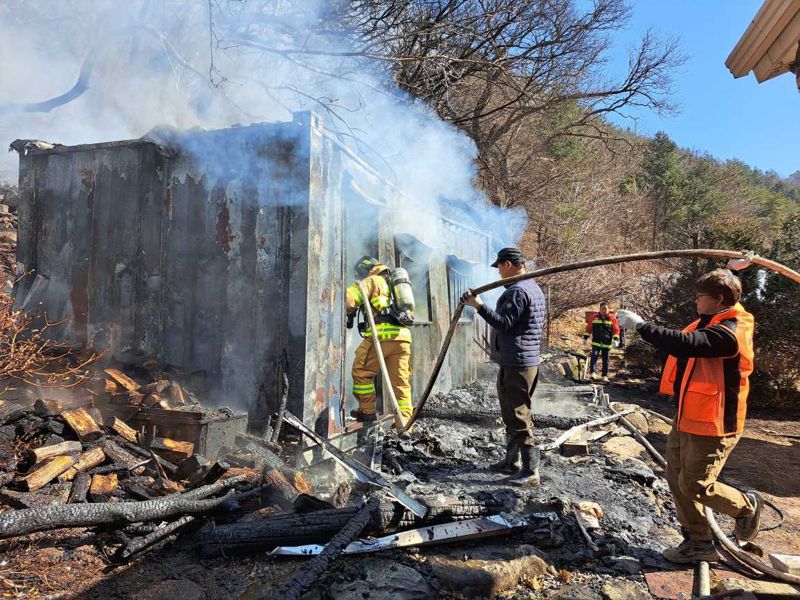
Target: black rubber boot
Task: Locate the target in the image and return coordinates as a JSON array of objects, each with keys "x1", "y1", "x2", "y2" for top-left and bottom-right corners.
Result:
[
  {"x1": 350, "y1": 409, "x2": 377, "y2": 423},
  {"x1": 489, "y1": 439, "x2": 520, "y2": 474},
  {"x1": 508, "y1": 445, "x2": 541, "y2": 487}
]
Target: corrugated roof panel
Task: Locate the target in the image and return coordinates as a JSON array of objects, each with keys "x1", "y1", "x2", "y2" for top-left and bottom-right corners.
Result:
[{"x1": 726, "y1": 0, "x2": 800, "y2": 82}]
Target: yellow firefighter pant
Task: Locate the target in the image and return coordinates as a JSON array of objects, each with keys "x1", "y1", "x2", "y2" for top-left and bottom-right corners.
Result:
[
  {"x1": 351, "y1": 338, "x2": 413, "y2": 420},
  {"x1": 665, "y1": 426, "x2": 754, "y2": 541}
]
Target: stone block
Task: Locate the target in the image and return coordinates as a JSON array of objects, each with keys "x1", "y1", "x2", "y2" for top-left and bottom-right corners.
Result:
[{"x1": 427, "y1": 543, "x2": 551, "y2": 596}]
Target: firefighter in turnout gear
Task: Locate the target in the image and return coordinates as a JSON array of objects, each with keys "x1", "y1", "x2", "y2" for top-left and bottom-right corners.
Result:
[
  {"x1": 346, "y1": 256, "x2": 414, "y2": 423},
  {"x1": 583, "y1": 302, "x2": 620, "y2": 383}
]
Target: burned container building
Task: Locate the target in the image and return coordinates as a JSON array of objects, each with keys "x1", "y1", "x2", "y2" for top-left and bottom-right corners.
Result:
[{"x1": 12, "y1": 111, "x2": 491, "y2": 444}]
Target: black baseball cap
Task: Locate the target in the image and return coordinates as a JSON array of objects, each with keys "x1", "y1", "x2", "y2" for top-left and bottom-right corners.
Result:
[{"x1": 490, "y1": 247, "x2": 525, "y2": 267}]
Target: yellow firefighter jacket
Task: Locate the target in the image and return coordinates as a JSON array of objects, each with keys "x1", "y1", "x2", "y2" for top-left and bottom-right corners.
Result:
[{"x1": 346, "y1": 265, "x2": 412, "y2": 342}]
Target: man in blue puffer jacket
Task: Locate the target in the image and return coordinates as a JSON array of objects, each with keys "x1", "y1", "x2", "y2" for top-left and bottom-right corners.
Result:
[{"x1": 462, "y1": 247, "x2": 546, "y2": 487}]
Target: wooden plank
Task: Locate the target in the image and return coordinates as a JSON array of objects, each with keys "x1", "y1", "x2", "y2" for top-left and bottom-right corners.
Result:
[
  {"x1": 20, "y1": 455, "x2": 78, "y2": 491},
  {"x1": 103, "y1": 368, "x2": 140, "y2": 392},
  {"x1": 24, "y1": 441, "x2": 82, "y2": 466},
  {"x1": 61, "y1": 407, "x2": 103, "y2": 442},
  {"x1": 168, "y1": 382, "x2": 186, "y2": 405},
  {"x1": 109, "y1": 416, "x2": 138, "y2": 444},
  {"x1": 141, "y1": 380, "x2": 170, "y2": 394},
  {"x1": 89, "y1": 473, "x2": 118, "y2": 496},
  {"x1": 59, "y1": 447, "x2": 106, "y2": 481},
  {"x1": 110, "y1": 391, "x2": 144, "y2": 406},
  {"x1": 150, "y1": 437, "x2": 194, "y2": 463}
]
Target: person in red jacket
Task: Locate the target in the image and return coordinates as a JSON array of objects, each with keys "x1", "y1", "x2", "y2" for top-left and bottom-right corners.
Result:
[{"x1": 583, "y1": 302, "x2": 620, "y2": 383}]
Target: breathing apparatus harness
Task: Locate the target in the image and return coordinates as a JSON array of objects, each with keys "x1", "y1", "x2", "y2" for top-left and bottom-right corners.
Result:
[{"x1": 348, "y1": 256, "x2": 416, "y2": 338}]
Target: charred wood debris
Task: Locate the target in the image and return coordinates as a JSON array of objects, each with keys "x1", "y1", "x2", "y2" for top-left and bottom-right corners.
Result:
[{"x1": 0, "y1": 358, "x2": 682, "y2": 597}]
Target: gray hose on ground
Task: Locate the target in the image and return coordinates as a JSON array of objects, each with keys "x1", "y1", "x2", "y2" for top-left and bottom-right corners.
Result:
[
  {"x1": 402, "y1": 248, "x2": 800, "y2": 432},
  {"x1": 704, "y1": 507, "x2": 800, "y2": 585}
]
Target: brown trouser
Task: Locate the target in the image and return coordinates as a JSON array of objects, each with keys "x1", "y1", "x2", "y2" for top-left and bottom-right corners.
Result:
[
  {"x1": 497, "y1": 366, "x2": 539, "y2": 447},
  {"x1": 665, "y1": 426, "x2": 754, "y2": 541}
]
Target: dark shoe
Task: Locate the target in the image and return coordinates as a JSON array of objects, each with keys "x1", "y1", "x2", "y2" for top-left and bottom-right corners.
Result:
[
  {"x1": 735, "y1": 491, "x2": 763, "y2": 542},
  {"x1": 661, "y1": 539, "x2": 717, "y2": 564},
  {"x1": 489, "y1": 440, "x2": 520, "y2": 474},
  {"x1": 350, "y1": 409, "x2": 377, "y2": 423},
  {"x1": 508, "y1": 445, "x2": 541, "y2": 487}
]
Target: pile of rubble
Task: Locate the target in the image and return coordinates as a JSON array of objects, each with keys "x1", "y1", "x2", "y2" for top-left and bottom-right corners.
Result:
[
  {"x1": 0, "y1": 367, "x2": 732, "y2": 599},
  {"x1": 0, "y1": 365, "x2": 318, "y2": 564}
]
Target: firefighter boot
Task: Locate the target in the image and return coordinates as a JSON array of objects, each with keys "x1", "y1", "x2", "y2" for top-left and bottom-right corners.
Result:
[
  {"x1": 508, "y1": 445, "x2": 541, "y2": 487},
  {"x1": 350, "y1": 409, "x2": 377, "y2": 423},
  {"x1": 488, "y1": 439, "x2": 520, "y2": 474}
]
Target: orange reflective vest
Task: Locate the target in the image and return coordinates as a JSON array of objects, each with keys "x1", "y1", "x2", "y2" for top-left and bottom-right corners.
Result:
[{"x1": 658, "y1": 303, "x2": 754, "y2": 437}]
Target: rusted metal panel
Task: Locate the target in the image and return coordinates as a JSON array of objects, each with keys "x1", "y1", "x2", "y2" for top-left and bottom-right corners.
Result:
[{"x1": 13, "y1": 111, "x2": 491, "y2": 438}]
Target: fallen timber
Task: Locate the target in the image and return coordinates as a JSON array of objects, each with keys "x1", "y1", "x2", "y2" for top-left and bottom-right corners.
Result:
[
  {"x1": 274, "y1": 497, "x2": 381, "y2": 600},
  {"x1": 270, "y1": 512, "x2": 530, "y2": 556},
  {"x1": 116, "y1": 515, "x2": 196, "y2": 562},
  {"x1": 403, "y1": 248, "x2": 800, "y2": 432},
  {"x1": 0, "y1": 475, "x2": 246, "y2": 539},
  {"x1": 198, "y1": 496, "x2": 512, "y2": 556}
]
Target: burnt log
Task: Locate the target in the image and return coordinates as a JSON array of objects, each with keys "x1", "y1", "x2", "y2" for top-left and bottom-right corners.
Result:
[
  {"x1": 150, "y1": 437, "x2": 194, "y2": 462},
  {"x1": 43, "y1": 419, "x2": 65, "y2": 436},
  {"x1": 104, "y1": 368, "x2": 140, "y2": 392},
  {"x1": 0, "y1": 405, "x2": 27, "y2": 426},
  {"x1": 174, "y1": 455, "x2": 210, "y2": 481},
  {"x1": 61, "y1": 408, "x2": 103, "y2": 442},
  {"x1": 19, "y1": 455, "x2": 78, "y2": 491},
  {"x1": 60, "y1": 447, "x2": 107, "y2": 481},
  {"x1": 22, "y1": 440, "x2": 82, "y2": 468},
  {"x1": 0, "y1": 475, "x2": 246, "y2": 539},
  {"x1": 116, "y1": 515, "x2": 195, "y2": 562},
  {"x1": 1, "y1": 484, "x2": 72, "y2": 509},
  {"x1": 33, "y1": 398, "x2": 63, "y2": 418},
  {"x1": 89, "y1": 473, "x2": 118, "y2": 499},
  {"x1": 198, "y1": 497, "x2": 510, "y2": 556},
  {"x1": 235, "y1": 438, "x2": 311, "y2": 493},
  {"x1": 275, "y1": 497, "x2": 380, "y2": 600},
  {"x1": 116, "y1": 438, "x2": 178, "y2": 476},
  {"x1": 100, "y1": 439, "x2": 143, "y2": 471},
  {"x1": 68, "y1": 472, "x2": 91, "y2": 503},
  {"x1": 108, "y1": 417, "x2": 139, "y2": 444}
]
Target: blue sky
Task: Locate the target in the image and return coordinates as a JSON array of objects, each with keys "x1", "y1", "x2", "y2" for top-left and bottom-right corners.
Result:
[{"x1": 606, "y1": 0, "x2": 798, "y2": 177}]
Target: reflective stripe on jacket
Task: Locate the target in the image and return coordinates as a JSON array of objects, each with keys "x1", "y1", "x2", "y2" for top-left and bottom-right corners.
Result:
[
  {"x1": 658, "y1": 303, "x2": 754, "y2": 437},
  {"x1": 584, "y1": 312, "x2": 620, "y2": 348},
  {"x1": 346, "y1": 265, "x2": 412, "y2": 342}
]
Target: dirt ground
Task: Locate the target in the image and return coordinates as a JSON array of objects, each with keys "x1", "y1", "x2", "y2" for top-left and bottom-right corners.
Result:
[{"x1": 608, "y1": 378, "x2": 800, "y2": 556}]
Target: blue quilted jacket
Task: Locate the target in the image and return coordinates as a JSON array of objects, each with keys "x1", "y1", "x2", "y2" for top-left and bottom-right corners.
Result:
[{"x1": 477, "y1": 279, "x2": 545, "y2": 368}]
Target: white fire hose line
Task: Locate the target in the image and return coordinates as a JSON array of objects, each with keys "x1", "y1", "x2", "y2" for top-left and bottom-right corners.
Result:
[{"x1": 704, "y1": 507, "x2": 800, "y2": 585}]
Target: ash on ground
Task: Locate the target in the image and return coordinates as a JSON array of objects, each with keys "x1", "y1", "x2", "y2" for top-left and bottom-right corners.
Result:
[{"x1": 362, "y1": 370, "x2": 686, "y2": 599}]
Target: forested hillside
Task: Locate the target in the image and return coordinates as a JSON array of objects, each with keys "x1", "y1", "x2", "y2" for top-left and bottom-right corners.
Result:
[{"x1": 351, "y1": 0, "x2": 800, "y2": 406}]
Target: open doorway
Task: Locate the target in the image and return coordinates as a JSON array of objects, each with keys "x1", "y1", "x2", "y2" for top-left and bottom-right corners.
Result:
[{"x1": 342, "y1": 174, "x2": 383, "y2": 424}]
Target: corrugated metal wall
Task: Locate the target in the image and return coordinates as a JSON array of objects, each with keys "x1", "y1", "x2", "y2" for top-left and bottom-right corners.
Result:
[{"x1": 15, "y1": 113, "x2": 490, "y2": 437}]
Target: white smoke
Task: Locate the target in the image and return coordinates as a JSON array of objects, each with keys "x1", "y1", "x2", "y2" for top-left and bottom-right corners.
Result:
[{"x1": 0, "y1": 0, "x2": 524, "y2": 245}]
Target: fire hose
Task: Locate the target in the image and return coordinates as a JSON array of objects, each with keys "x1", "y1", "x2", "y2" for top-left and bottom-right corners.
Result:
[
  {"x1": 402, "y1": 248, "x2": 800, "y2": 431},
  {"x1": 399, "y1": 248, "x2": 800, "y2": 585}
]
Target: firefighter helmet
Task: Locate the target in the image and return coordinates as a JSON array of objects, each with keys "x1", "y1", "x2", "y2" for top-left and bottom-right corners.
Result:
[{"x1": 354, "y1": 255, "x2": 379, "y2": 279}]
